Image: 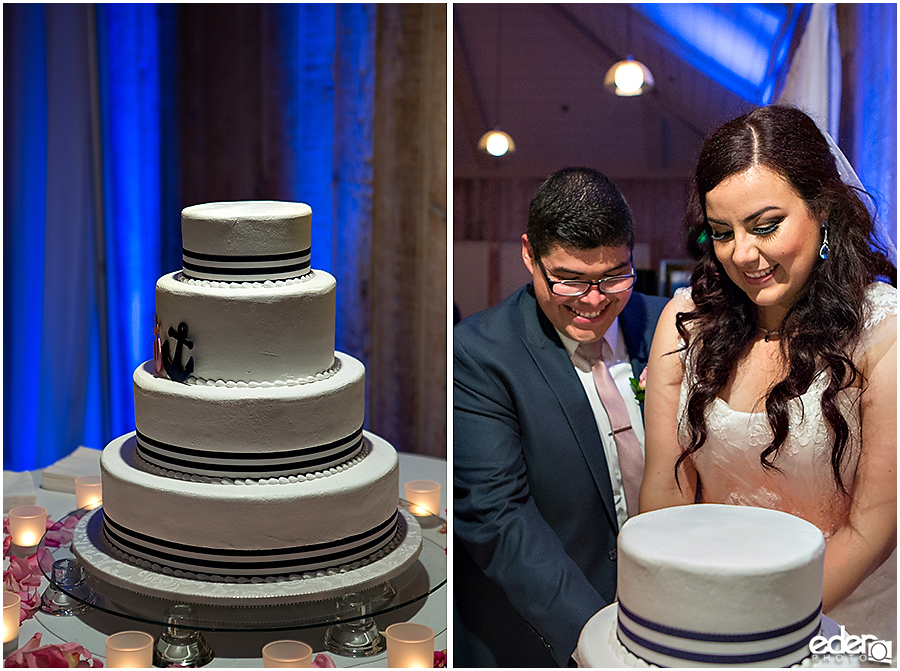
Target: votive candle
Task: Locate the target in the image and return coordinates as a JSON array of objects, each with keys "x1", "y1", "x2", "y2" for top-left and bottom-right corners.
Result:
[
  {"x1": 105, "y1": 631, "x2": 154, "y2": 668},
  {"x1": 3, "y1": 591, "x2": 20, "y2": 646},
  {"x1": 404, "y1": 480, "x2": 441, "y2": 517},
  {"x1": 8, "y1": 505, "x2": 47, "y2": 549},
  {"x1": 75, "y1": 475, "x2": 103, "y2": 509},
  {"x1": 262, "y1": 640, "x2": 313, "y2": 668},
  {"x1": 385, "y1": 622, "x2": 434, "y2": 668}
]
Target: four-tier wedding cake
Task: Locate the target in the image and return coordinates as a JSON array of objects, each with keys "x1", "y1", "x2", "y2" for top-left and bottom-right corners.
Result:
[{"x1": 74, "y1": 201, "x2": 420, "y2": 602}]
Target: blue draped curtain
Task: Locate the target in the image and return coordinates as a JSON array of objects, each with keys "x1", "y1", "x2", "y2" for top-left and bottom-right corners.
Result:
[
  {"x1": 94, "y1": 4, "x2": 166, "y2": 444},
  {"x1": 3, "y1": 4, "x2": 379, "y2": 470},
  {"x1": 849, "y1": 4, "x2": 897, "y2": 253},
  {"x1": 4, "y1": 4, "x2": 108, "y2": 470}
]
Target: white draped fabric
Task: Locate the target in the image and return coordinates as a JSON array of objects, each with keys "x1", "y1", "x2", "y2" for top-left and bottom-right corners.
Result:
[
  {"x1": 777, "y1": 3, "x2": 842, "y2": 140},
  {"x1": 777, "y1": 3, "x2": 896, "y2": 267}
]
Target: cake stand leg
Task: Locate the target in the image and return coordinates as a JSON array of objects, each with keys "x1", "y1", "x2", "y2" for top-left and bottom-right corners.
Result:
[
  {"x1": 40, "y1": 558, "x2": 93, "y2": 616},
  {"x1": 152, "y1": 604, "x2": 215, "y2": 667},
  {"x1": 323, "y1": 592, "x2": 386, "y2": 657}
]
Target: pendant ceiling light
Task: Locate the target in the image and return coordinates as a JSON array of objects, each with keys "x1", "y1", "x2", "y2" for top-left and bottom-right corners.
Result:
[
  {"x1": 604, "y1": 6, "x2": 654, "y2": 97},
  {"x1": 478, "y1": 5, "x2": 515, "y2": 156},
  {"x1": 605, "y1": 57, "x2": 654, "y2": 96},
  {"x1": 478, "y1": 129, "x2": 515, "y2": 157}
]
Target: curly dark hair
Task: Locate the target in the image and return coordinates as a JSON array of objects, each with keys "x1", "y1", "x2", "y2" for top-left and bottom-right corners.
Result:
[
  {"x1": 526, "y1": 167, "x2": 634, "y2": 260},
  {"x1": 676, "y1": 105, "x2": 896, "y2": 495}
]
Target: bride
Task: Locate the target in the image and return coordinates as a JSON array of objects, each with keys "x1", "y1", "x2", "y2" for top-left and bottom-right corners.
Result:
[{"x1": 641, "y1": 105, "x2": 896, "y2": 645}]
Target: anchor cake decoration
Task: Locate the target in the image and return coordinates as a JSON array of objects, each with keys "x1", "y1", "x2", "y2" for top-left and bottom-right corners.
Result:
[{"x1": 161, "y1": 321, "x2": 195, "y2": 383}]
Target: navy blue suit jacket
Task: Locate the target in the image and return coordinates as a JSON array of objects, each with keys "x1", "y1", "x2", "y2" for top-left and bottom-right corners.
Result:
[{"x1": 453, "y1": 285, "x2": 667, "y2": 667}]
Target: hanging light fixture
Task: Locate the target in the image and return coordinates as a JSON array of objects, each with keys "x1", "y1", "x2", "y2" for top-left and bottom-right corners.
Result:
[
  {"x1": 604, "y1": 6, "x2": 654, "y2": 97},
  {"x1": 478, "y1": 5, "x2": 515, "y2": 156},
  {"x1": 478, "y1": 129, "x2": 515, "y2": 157},
  {"x1": 605, "y1": 57, "x2": 654, "y2": 96}
]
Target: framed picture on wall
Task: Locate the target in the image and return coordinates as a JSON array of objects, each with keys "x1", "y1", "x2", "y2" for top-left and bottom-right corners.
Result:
[{"x1": 658, "y1": 260, "x2": 695, "y2": 297}]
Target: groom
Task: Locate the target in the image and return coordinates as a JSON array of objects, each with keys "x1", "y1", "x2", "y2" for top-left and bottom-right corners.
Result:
[{"x1": 453, "y1": 167, "x2": 667, "y2": 667}]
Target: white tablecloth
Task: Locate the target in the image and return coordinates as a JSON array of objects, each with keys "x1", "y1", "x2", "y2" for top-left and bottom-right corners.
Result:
[{"x1": 5, "y1": 451, "x2": 447, "y2": 667}]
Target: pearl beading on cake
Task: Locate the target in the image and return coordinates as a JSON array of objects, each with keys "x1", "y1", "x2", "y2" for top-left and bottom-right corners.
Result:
[
  {"x1": 134, "y1": 440, "x2": 370, "y2": 485},
  {"x1": 177, "y1": 270, "x2": 316, "y2": 289},
  {"x1": 181, "y1": 359, "x2": 342, "y2": 388}
]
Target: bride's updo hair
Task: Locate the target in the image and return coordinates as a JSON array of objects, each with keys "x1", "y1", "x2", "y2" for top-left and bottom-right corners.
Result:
[{"x1": 677, "y1": 105, "x2": 896, "y2": 494}]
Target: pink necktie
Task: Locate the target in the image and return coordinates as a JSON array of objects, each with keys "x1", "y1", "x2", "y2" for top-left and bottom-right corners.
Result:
[{"x1": 574, "y1": 339, "x2": 644, "y2": 517}]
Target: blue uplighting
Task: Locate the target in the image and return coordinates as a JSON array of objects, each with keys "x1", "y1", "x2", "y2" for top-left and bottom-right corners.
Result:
[
  {"x1": 633, "y1": 4, "x2": 803, "y2": 104},
  {"x1": 293, "y1": 5, "x2": 375, "y2": 351},
  {"x1": 3, "y1": 5, "x2": 49, "y2": 470},
  {"x1": 296, "y1": 4, "x2": 337, "y2": 275},
  {"x1": 95, "y1": 4, "x2": 163, "y2": 438}
]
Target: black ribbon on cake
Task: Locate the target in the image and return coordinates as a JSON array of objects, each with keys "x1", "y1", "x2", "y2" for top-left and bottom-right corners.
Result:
[
  {"x1": 616, "y1": 599, "x2": 822, "y2": 666},
  {"x1": 101, "y1": 509, "x2": 400, "y2": 577},
  {"x1": 134, "y1": 426, "x2": 364, "y2": 479},
  {"x1": 182, "y1": 247, "x2": 311, "y2": 281}
]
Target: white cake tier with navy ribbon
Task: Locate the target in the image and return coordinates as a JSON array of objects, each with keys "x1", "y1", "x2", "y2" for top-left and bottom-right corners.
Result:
[
  {"x1": 100, "y1": 430, "x2": 402, "y2": 579},
  {"x1": 133, "y1": 353, "x2": 365, "y2": 479},
  {"x1": 180, "y1": 201, "x2": 312, "y2": 283},
  {"x1": 614, "y1": 504, "x2": 826, "y2": 668}
]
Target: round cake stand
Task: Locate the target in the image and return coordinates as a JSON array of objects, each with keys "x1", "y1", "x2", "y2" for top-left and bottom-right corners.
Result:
[{"x1": 39, "y1": 503, "x2": 446, "y2": 661}]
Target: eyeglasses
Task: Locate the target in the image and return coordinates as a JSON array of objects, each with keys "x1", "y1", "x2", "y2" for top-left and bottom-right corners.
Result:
[{"x1": 536, "y1": 257, "x2": 636, "y2": 297}]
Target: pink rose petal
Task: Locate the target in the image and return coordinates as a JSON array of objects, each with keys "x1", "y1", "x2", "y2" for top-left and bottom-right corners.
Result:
[
  {"x1": 44, "y1": 515, "x2": 78, "y2": 548},
  {"x1": 3, "y1": 632, "x2": 103, "y2": 668},
  {"x1": 311, "y1": 652, "x2": 336, "y2": 668},
  {"x1": 4, "y1": 555, "x2": 42, "y2": 623}
]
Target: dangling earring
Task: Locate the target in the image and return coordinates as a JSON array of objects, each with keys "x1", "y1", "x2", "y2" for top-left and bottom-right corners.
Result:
[{"x1": 819, "y1": 221, "x2": 831, "y2": 260}]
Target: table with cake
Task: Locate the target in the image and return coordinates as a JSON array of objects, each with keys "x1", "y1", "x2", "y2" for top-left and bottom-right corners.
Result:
[
  {"x1": 6, "y1": 449, "x2": 446, "y2": 667},
  {"x1": 3, "y1": 201, "x2": 447, "y2": 667}
]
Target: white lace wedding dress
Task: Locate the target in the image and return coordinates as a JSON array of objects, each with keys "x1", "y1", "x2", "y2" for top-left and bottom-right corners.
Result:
[{"x1": 676, "y1": 282, "x2": 897, "y2": 645}]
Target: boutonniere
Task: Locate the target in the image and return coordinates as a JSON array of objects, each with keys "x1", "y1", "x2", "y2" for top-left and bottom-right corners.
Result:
[{"x1": 630, "y1": 366, "x2": 648, "y2": 403}]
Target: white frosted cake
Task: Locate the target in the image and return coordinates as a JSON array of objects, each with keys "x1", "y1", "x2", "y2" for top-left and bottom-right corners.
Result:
[
  {"x1": 90, "y1": 201, "x2": 414, "y2": 581},
  {"x1": 578, "y1": 505, "x2": 830, "y2": 668}
]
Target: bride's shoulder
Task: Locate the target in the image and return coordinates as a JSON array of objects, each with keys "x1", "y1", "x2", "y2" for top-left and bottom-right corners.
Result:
[
  {"x1": 659, "y1": 287, "x2": 697, "y2": 330},
  {"x1": 863, "y1": 282, "x2": 897, "y2": 330},
  {"x1": 858, "y1": 284, "x2": 896, "y2": 369},
  {"x1": 671, "y1": 286, "x2": 696, "y2": 311}
]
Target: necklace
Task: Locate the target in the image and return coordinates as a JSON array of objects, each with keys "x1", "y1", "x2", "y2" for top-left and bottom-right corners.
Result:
[{"x1": 757, "y1": 326, "x2": 780, "y2": 342}]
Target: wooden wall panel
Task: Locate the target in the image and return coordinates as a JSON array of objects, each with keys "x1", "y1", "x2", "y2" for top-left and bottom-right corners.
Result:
[
  {"x1": 370, "y1": 4, "x2": 447, "y2": 458},
  {"x1": 177, "y1": 4, "x2": 294, "y2": 206},
  {"x1": 175, "y1": 4, "x2": 447, "y2": 458}
]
